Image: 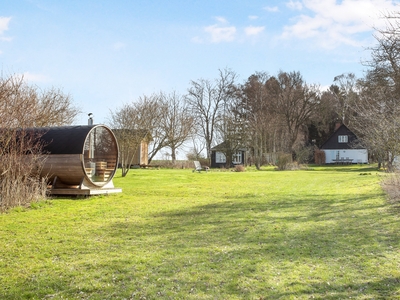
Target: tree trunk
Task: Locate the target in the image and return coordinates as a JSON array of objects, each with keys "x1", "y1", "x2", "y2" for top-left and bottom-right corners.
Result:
[{"x1": 171, "y1": 147, "x2": 176, "y2": 164}]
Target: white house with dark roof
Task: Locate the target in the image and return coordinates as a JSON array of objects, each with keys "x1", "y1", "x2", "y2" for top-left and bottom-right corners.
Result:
[{"x1": 320, "y1": 124, "x2": 368, "y2": 164}]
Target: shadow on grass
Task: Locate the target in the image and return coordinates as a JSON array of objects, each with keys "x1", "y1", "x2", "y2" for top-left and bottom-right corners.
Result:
[
  {"x1": 252, "y1": 164, "x2": 380, "y2": 173},
  {"x1": 3, "y1": 173, "x2": 398, "y2": 299},
  {"x1": 267, "y1": 276, "x2": 400, "y2": 299},
  {"x1": 85, "y1": 193, "x2": 400, "y2": 298},
  {"x1": 307, "y1": 164, "x2": 380, "y2": 173}
]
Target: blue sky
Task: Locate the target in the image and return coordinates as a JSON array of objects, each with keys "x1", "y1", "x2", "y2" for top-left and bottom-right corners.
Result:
[{"x1": 1, "y1": 0, "x2": 399, "y2": 125}]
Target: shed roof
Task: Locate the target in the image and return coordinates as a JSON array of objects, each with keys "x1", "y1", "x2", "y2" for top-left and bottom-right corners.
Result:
[{"x1": 211, "y1": 141, "x2": 246, "y2": 152}]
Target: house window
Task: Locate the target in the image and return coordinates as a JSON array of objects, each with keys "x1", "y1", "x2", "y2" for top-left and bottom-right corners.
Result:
[
  {"x1": 232, "y1": 151, "x2": 242, "y2": 164},
  {"x1": 215, "y1": 152, "x2": 226, "y2": 163},
  {"x1": 338, "y1": 135, "x2": 348, "y2": 143}
]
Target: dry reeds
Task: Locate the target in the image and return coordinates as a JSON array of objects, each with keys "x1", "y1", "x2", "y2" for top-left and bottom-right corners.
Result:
[
  {"x1": 234, "y1": 165, "x2": 245, "y2": 172},
  {"x1": 0, "y1": 129, "x2": 47, "y2": 212}
]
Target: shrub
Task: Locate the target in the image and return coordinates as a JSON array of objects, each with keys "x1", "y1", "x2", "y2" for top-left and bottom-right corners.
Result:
[
  {"x1": 150, "y1": 159, "x2": 209, "y2": 170},
  {"x1": 234, "y1": 165, "x2": 245, "y2": 172},
  {"x1": 275, "y1": 153, "x2": 292, "y2": 171},
  {"x1": 0, "y1": 129, "x2": 47, "y2": 212},
  {"x1": 296, "y1": 146, "x2": 314, "y2": 164},
  {"x1": 0, "y1": 175, "x2": 47, "y2": 212}
]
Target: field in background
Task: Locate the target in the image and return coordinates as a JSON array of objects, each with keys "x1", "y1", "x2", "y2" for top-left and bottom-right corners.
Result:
[{"x1": 1, "y1": 165, "x2": 399, "y2": 299}]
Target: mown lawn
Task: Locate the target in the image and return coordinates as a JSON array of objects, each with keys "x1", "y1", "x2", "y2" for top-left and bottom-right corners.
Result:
[{"x1": 0, "y1": 165, "x2": 399, "y2": 299}]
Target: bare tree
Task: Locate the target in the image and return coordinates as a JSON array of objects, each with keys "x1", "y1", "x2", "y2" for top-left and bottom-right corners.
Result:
[
  {"x1": 186, "y1": 136, "x2": 207, "y2": 161},
  {"x1": 307, "y1": 89, "x2": 340, "y2": 147},
  {"x1": 32, "y1": 87, "x2": 79, "y2": 126},
  {"x1": 352, "y1": 84, "x2": 400, "y2": 170},
  {"x1": 269, "y1": 71, "x2": 320, "y2": 159},
  {"x1": 365, "y1": 11, "x2": 400, "y2": 96},
  {"x1": 160, "y1": 91, "x2": 194, "y2": 164},
  {"x1": 186, "y1": 69, "x2": 237, "y2": 163},
  {"x1": 329, "y1": 73, "x2": 359, "y2": 126},
  {"x1": 109, "y1": 94, "x2": 164, "y2": 176},
  {"x1": 239, "y1": 72, "x2": 276, "y2": 169},
  {"x1": 215, "y1": 96, "x2": 247, "y2": 167},
  {"x1": 355, "y1": 71, "x2": 400, "y2": 170},
  {"x1": 0, "y1": 73, "x2": 78, "y2": 210},
  {"x1": 353, "y1": 11, "x2": 400, "y2": 171},
  {"x1": 0, "y1": 74, "x2": 79, "y2": 127}
]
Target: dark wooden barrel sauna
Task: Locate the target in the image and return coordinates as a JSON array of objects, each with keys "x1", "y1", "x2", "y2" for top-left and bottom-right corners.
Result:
[{"x1": 27, "y1": 125, "x2": 119, "y2": 189}]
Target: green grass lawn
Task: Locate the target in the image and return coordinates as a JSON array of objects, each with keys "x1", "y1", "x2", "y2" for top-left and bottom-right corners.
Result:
[{"x1": 1, "y1": 165, "x2": 400, "y2": 299}]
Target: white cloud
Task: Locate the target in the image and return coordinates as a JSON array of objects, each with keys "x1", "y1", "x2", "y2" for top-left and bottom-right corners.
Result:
[
  {"x1": 0, "y1": 17, "x2": 11, "y2": 34},
  {"x1": 264, "y1": 6, "x2": 279, "y2": 12},
  {"x1": 215, "y1": 16, "x2": 228, "y2": 24},
  {"x1": 286, "y1": 0, "x2": 303, "y2": 10},
  {"x1": 281, "y1": 0, "x2": 400, "y2": 49},
  {"x1": 205, "y1": 24, "x2": 236, "y2": 43},
  {"x1": 245, "y1": 26, "x2": 265, "y2": 36},
  {"x1": 0, "y1": 16, "x2": 12, "y2": 43},
  {"x1": 203, "y1": 18, "x2": 237, "y2": 43},
  {"x1": 22, "y1": 72, "x2": 50, "y2": 83}
]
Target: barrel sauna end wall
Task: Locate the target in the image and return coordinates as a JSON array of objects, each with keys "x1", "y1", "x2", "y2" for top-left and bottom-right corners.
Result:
[{"x1": 35, "y1": 125, "x2": 122, "y2": 195}]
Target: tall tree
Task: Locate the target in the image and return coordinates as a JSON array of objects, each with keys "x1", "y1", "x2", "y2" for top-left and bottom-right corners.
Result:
[
  {"x1": 330, "y1": 73, "x2": 359, "y2": 126},
  {"x1": 354, "y1": 11, "x2": 400, "y2": 170},
  {"x1": 307, "y1": 89, "x2": 339, "y2": 147},
  {"x1": 352, "y1": 81, "x2": 399, "y2": 170},
  {"x1": 160, "y1": 91, "x2": 194, "y2": 164},
  {"x1": 239, "y1": 72, "x2": 276, "y2": 169},
  {"x1": 269, "y1": 71, "x2": 320, "y2": 159},
  {"x1": 186, "y1": 69, "x2": 237, "y2": 163},
  {"x1": 214, "y1": 91, "x2": 247, "y2": 167},
  {"x1": 109, "y1": 94, "x2": 165, "y2": 176}
]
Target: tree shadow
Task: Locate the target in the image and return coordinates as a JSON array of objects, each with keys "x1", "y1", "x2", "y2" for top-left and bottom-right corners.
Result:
[
  {"x1": 86, "y1": 191, "x2": 400, "y2": 298},
  {"x1": 254, "y1": 164, "x2": 380, "y2": 173},
  {"x1": 5, "y1": 175, "x2": 398, "y2": 299},
  {"x1": 308, "y1": 164, "x2": 381, "y2": 173},
  {"x1": 266, "y1": 276, "x2": 400, "y2": 299}
]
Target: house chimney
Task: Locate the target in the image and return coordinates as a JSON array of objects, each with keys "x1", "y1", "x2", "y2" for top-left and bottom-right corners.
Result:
[
  {"x1": 88, "y1": 113, "x2": 93, "y2": 125},
  {"x1": 334, "y1": 121, "x2": 341, "y2": 131}
]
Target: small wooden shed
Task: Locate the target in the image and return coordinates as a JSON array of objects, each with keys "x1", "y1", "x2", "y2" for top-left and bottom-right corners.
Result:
[{"x1": 27, "y1": 125, "x2": 122, "y2": 195}]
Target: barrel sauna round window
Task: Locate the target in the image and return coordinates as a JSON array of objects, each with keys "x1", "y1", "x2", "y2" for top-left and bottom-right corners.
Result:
[{"x1": 83, "y1": 126, "x2": 118, "y2": 184}]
